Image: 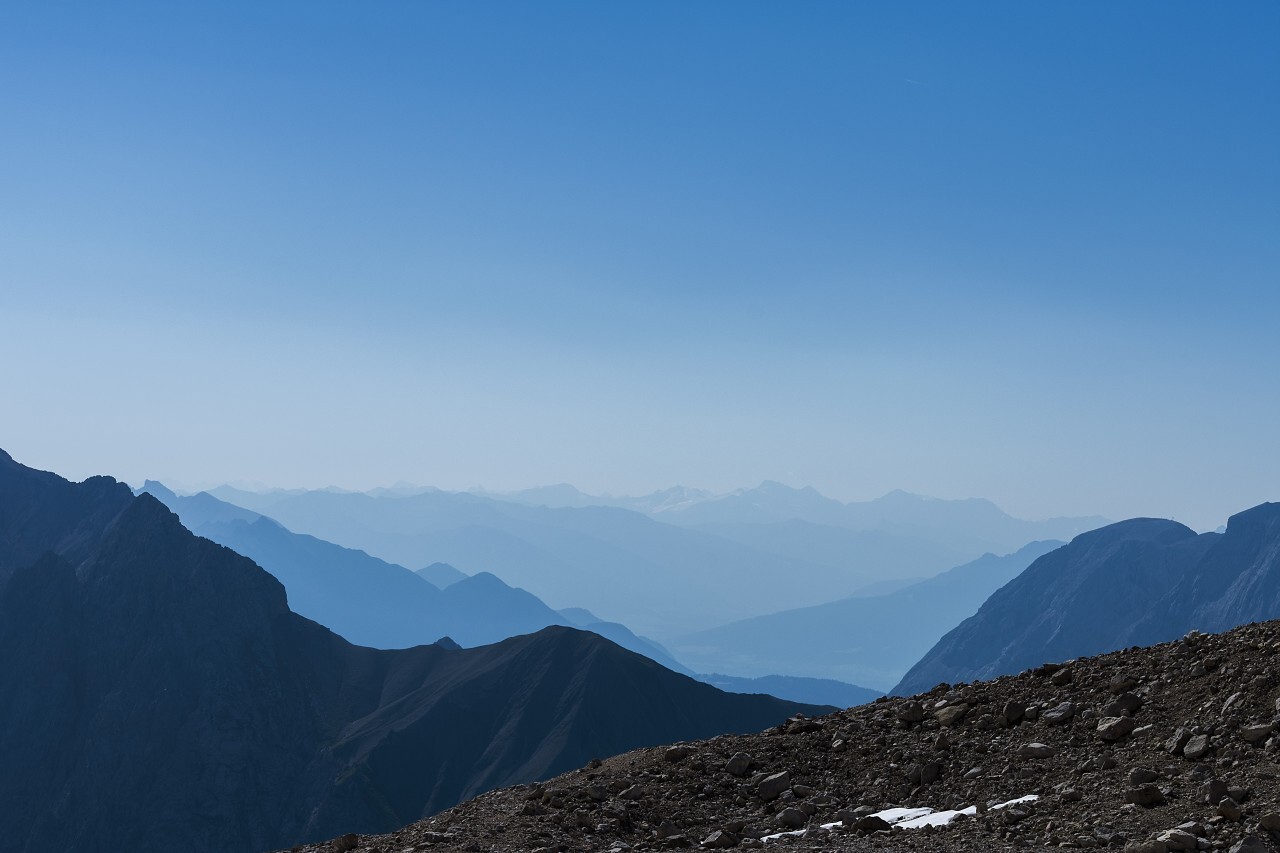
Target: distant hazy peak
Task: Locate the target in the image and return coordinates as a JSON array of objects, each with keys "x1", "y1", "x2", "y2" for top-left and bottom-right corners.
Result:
[{"x1": 137, "y1": 479, "x2": 178, "y2": 502}]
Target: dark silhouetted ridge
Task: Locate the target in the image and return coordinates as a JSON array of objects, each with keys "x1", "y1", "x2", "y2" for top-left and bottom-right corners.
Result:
[{"x1": 0, "y1": 450, "x2": 824, "y2": 853}]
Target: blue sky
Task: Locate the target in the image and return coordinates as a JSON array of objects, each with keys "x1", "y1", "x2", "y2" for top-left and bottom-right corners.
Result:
[{"x1": 2, "y1": 2, "x2": 1277, "y2": 529}]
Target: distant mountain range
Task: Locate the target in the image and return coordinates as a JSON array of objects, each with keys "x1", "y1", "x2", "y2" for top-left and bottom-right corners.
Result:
[
  {"x1": 0, "y1": 449, "x2": 826, "y2": 853},
  {"x1": 138, "y1": 481, "x2": 686, "y2": 661},
  {"x1": 669, "y1": 540, "x2": 1061, "y2": 690},
  {"x1": 200, "y1": 481, "x2": 1106, "y2": 637},
  {"x1": 894, "y1": 504, "x2": 1280, "y2": 695}
]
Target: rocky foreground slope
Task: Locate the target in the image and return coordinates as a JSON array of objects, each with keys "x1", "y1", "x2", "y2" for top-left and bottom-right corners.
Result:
[{"x1": 292, "y1": 621, "x2": 1280, "y2": 853}]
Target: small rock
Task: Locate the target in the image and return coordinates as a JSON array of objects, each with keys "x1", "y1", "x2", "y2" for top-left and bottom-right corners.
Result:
[
  {"x1": 1043, "y1": 701, "x2": 1078, "y2": 725},
  {"x1": 1241, "y1": 723, "x2": 1273, "y2": 744},
  {"x1": 1202, "y1": 779, "x2": 1229, "y2": 805},
  {"x1": 897, "y1": 701, "x2": 925, "y2": 723},
  {"x1": 1129, "y1": 767, "x2": 1159, "y2": 785},
  {"x1": 935, "y1": 703, "x2": 970, "y2": 727},
  {"x1": 1098, "y1": 716, "x2": 1139, "y2": 741},
  {"x1": 701, "y1": 829, "x2": 737, "y2": 848},
  {"x1": 1228, "y1": 837, "x2": 1270, "y2": 853},
  {"x1": 1126, "y1": 785, "x2": 1166, "y2": 807},
  {"x1": 1109, "y1": 674, "x2": 1140, "y2": 693},
  {"x1": 1157, "y1": 829, "x2": 1198, "y2": 851},
  {"x1": 854, "y1": 815, "x2": 892, "y2": 833},
  {"x1": 776, "y1": 807, "x2": 807, "y2": 829},
  {"x1": 1123, "y1": 841, "x2": 1167, "y2": 853},
  {"x1": 1104, "y1": 693, "x2": 1143, "y2": 717},
  {"x1": 1183, "y1": 734, "x2": 1212, "y2": 760},
  {"x1": 1259, "y1": 812, "x2": 1280, "y2": 831},
  {"x1": 665, "y1": 745, "x2": 695, "y2": 763},
  {"x1": 1051, "y1": 667, "x2": 1074, "y2": 685},
  {"x1": 331, "y1": 835, "x2": 359, "y2": 853},
  {"x1": 1004, "y1": 700, "x2": 1026, "y2": 724},
  {"x1": 757, "y1": 772, "x2": 791, "y2": 801},
  {"x1": 1018, "y1": 742, "x2": 1056, "y2": 759},
  {"x1": 1166, "y1": 728, "x2": 1192, "y2": 755},
  {"x1": 1217, "y1": 798, "x2": 1243, "y2": 821},
  {"x1": 726, "y1": 752, "x2": 754, "y2": 777}
]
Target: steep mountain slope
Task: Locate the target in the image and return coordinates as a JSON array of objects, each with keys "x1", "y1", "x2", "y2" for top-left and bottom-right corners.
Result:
[
  {"x1": 895, "y1": 505, "x2": 1280, "y2": 695},
  {"x1": 672, "y1": 541, "x2": 1061, "y2": 690},
  {"x1": 0, "y1": 450, "x2": 824, "y2": 853},
  {"x1": 295, "y1": 619, "x2": 1280, "y2": 853}
]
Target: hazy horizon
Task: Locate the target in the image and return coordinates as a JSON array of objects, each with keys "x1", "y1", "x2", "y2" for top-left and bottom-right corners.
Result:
[{"x1": 3, "y1": 2, "x2": 1276, "y2": 533}]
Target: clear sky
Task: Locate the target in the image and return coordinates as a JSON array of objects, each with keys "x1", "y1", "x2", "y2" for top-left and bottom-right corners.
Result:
[{"x1": 1, "y1": 2, "x2": 1277, "y2": 530}]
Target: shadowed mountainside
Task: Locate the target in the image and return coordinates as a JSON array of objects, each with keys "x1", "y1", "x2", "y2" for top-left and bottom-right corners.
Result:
[
  {"x1": 0, "y1": 450, "x2": 826, "y2": 853},
  {"x1": 895, "y1": 506, "x2": 1280, "y2": 695}
]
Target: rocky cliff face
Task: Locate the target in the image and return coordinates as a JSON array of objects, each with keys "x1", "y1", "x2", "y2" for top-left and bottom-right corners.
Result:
[
  {"x1": 895, "y1": 508, "x2": 1280, "y2": 696},
  {"x1": 0, "y1": 451, "x2": 823, "y2": 853},
  {"x1": 293, "y1": 620, "x2": 1280, "y2": 853}
]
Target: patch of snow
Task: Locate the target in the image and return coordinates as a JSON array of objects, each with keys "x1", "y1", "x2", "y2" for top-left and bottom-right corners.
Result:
[{"x1": 761, "y1": 795, "x2": 1038, "y2": 842}]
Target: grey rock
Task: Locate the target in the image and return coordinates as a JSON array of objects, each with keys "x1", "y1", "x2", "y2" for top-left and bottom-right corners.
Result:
[
  {"x1": 1241, "y1": 723, "x2": 1274, "y2": 743},
  {"x1": 897, "y1": 701, "x2": 925, "y2": 723},
  {"x1": 1202, "y1": 779, "x2": 1229, "y2": 805},
  {"x1": 1098, "y1": 716, "x2": 1139, "y2": 741},
  {"x1": 1129, "y1": 767, "x2": 1159, "y2": 785},
  {"x1": 1228, "y1": 837, "x2": 1270, "y2": 853},
  {"x1": 1003, "y1": 700, "x2": 1025, "y2": 724},
  {"x1": 776, "y1": 807, "x2": 807, "y2": 829},
  {"x1": 935, "y1": 703, "x2": 970, "y2": 727},
  {"x1": 1043, "y1": 701, "x2": 1078, "y2": 725},
  {"x1": 1109, "y1": 674, "x2": 1140, "y2": 693},
  {"x1": 726, "y1": 753, "x2": 754, "y2": 777},
  {"x1": 1259, "y1": 812, "x2": 1280, "y2": 831},
  {"x1": 331, "y1": 835, "x2": 359, "y2": 853},
  {"x1": 1166, "y1": 728, "x2": 1192, "y2": 755},
  {"x1": 665, "y1": 745, "x2": 695, "y2": 763},
  {"x1": 1217, "y1": 797, "x2": 1243, "y2": 820},
  {"x1": 757, "y1": 772, "x2": 791, "y2": 801},
  {"x1": 853, "y1": 814, "x2": 892, "y2": 833},
  {"x1": 1017, "y1": 742, "x2": 1056, "y2": 759},
  {"x1": 701, "y1": 829, "x2": 737, "y2": 848},
  {"x1": 1157, "y1": 829, "x2": 1198, "y2": 851},
  {"x1": 1123, "y1": 841, "x2": 1167, "y2": 853},
  {"x1": 1126, "y1": 784, "x2": 1166, "y2": 807},
  {"x1": 1104, "y1": 693, "x2": 1144, "y2": 717},
  {"x1": 1183, "y1": 734, "x2": 1212, "y2": 760}
]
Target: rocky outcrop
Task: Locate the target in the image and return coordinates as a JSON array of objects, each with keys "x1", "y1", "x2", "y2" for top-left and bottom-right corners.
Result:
[{"x1": 293, "y1": 620, "x2": 1280, "y2": 852}]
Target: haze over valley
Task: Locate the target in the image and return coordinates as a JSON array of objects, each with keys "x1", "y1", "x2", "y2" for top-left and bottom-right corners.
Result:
[{"x1": 2, "y1": 2, "x2": 1277, "y2": 852}]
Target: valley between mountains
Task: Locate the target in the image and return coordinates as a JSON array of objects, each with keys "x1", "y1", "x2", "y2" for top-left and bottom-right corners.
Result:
[{"x1": 2, "y1": 448, "x2": 1278, "y2": 853}]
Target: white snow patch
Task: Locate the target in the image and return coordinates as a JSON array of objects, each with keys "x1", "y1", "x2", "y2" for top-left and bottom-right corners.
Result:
[{"x1": 760, "y1": 795, "x2": 1037, "y2": 842}]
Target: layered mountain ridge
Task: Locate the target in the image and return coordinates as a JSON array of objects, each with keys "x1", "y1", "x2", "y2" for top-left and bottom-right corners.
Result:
[
  {"x1": 895, "y1": 505, "x2": 1280, "y2": 695},
  {"x1": 0, "y1": 451, "x2": 825, "y2": 853}
]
